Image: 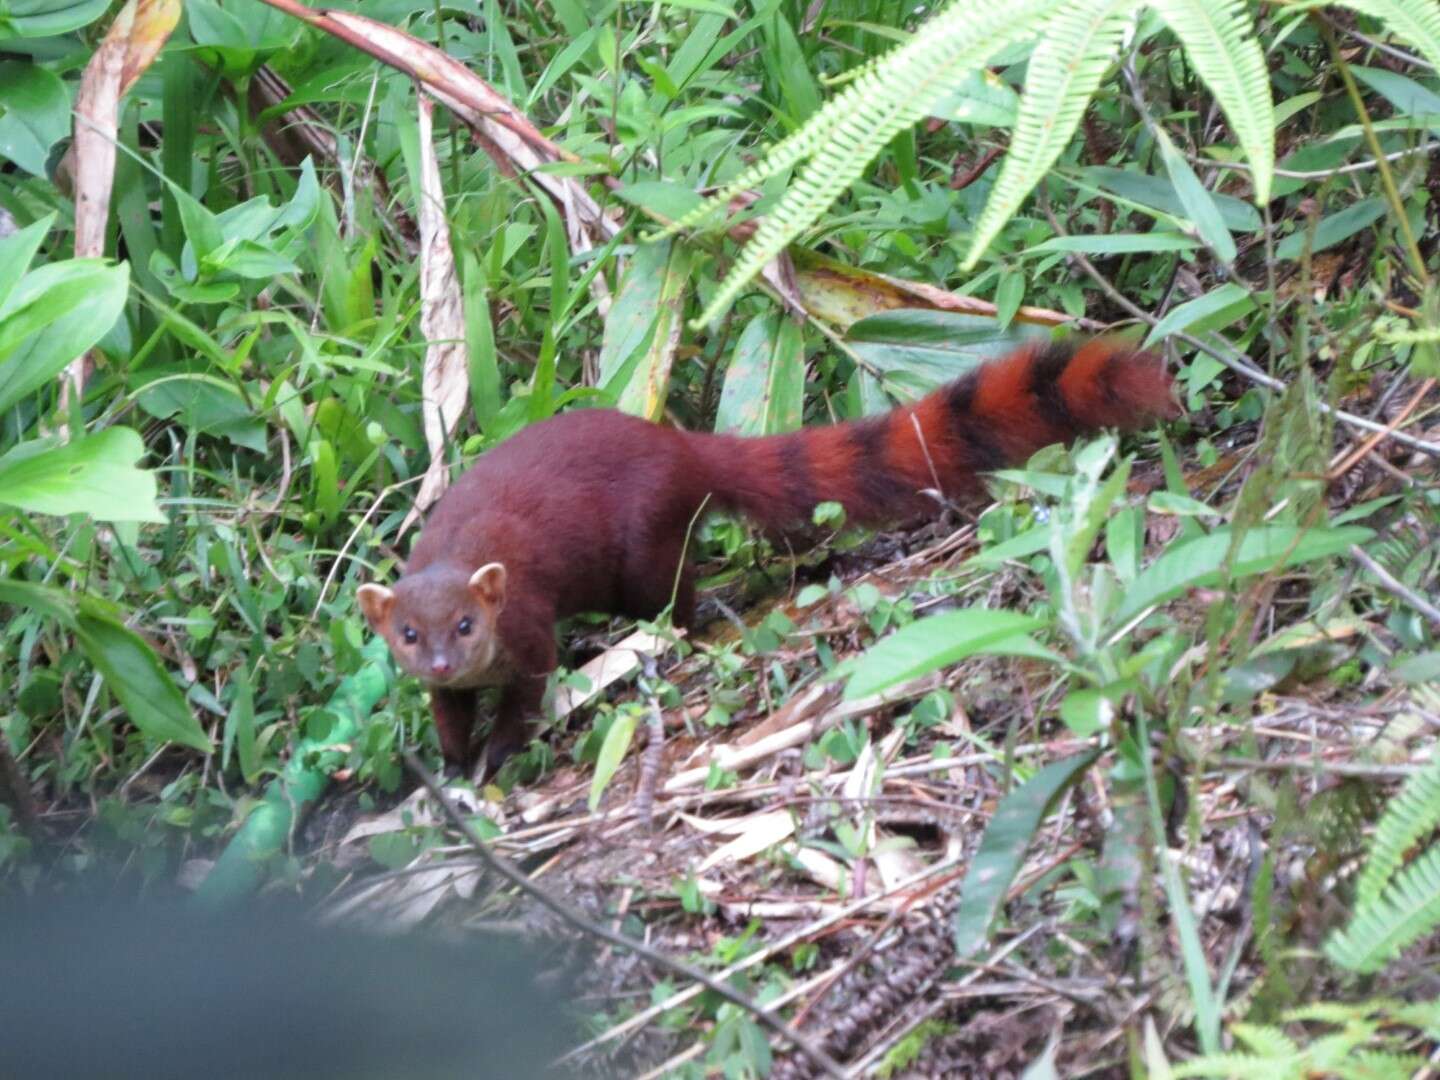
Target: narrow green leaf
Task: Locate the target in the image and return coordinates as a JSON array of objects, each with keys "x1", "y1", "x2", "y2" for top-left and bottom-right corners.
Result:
[
  {"x1": 1082, "y1": 166, "x2": 1262, "y2": 232},
  {"x1": 1111, "y1": 525, "x2": 1375, "y2": 626},
  {"x1": 73, "y1": 609, "x2": 211, "y2": 753},
  {"x1": 1030, "y1": 232, "x2": 1200, "y2": 255},
  {"x1": 1142, "y1": 282, "x2": 1255, "y2": 347},
  {"x1": 1275, "y1": 198, "x2": 1387, "y2": 261},
  {"x1": 1351, "y1": 66, "x2": 1440, "y2": 124},
  {"x1": 462, "y1": 251, "x2": 501, "y2": 429},
  {"x1": 845, "y1": 609, "x2": 1054, "y2": 700},
  {"x1": 953, "y1": 750, "x2": 1099, "y2": 957},
  {"x1": 589, "y1": 711, "x2": 638, "y2": 812},
  {"x1": 1137, "y1": 706, "x2": 1220, "y2": 1052},
  {"x1": 965, "y1": 525, "x2": 1051, "y2": 568},
  {"x1": 1155, "y1": 129, "x2": 1237, "y2": 263}
]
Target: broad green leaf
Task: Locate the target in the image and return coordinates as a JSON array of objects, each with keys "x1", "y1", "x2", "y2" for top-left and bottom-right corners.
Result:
[
  {"x1": 1275, "y1": 198, "x2": 1387, "y2": 261},
  {"x1": 615, "y1": 181, "x2": 706, "y2": 226},
  {"x1": 1082, "y1": 166, "x2": 1262, "y2": 233},
  {"x1": 1111, "y1": 524, "x2": 1375, "y2": 626},
  {"x1": 1392, "y1": 651, "x2": 1440, "y2": 684},
  {"x1": 1351, "y1": 66, "x2": 1440, "y2": 126},
  {"x1": 845, "y1": 609, "x2": 1054, "y2": 700},
  {"x1": 0, "y1": 577, "x2": 80, "y2": 626},
  {"x1": 600, "y1": 239, "x2": 693, "y2": 420},
  {"x1": 617, "y1": 243, "x2": 692, "y2": 420},
  {"x1": 1155, "y1": 129, "x2": 1237, "y2": 263},
  {"x1": 185, "y1": 0, "x2": 295, "y2": 77},
  {"x1": 136, "y1": 374, "x2": 265, "y2": 452},
  {"x1": 0, "y1": 212, "x2": 53, "y2": 308},
  {"x1": 0, "y1": 63, "x2": 70, "y2": 177},
  {"x1": 0, "y1": 259, "x2": 130, "y2": 414},
  {"x1": 846, "y1": 310, "x2": 1048, "y2": 392},
  {"x1": 1030, "y1": 233, "x2": 1200, "y2": 255},
  {"x1": 0, "y1": 0, "x2": 110, "y2": 37},
  {"x1": 589, "y1": 711, "x2": 638, "y2": 812},
  {"x1": 73, "y1": 609, "x2": 211, "y2": 752},
  {"x1": 716, "y1": 313, "x2": 805, "y2": 435},
  {"x1": 953, "y1": 750, "x2": 1098, "y2": 957},
  {"x1": 1143, "y1": 282, "x2": 1255, "y2": 346},
  {"x1": 0, "y1": 427, "x2": 164, "y2": 523}
]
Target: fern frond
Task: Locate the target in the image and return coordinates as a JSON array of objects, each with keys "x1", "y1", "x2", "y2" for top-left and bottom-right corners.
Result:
[
  {"x1": 1231, "y1": 1022, "x2": 1300, "y2": 1059},
  {"x1": 1326, "y1": 844, "x2": 1440, "y2": 973},
  {"x1": 1328, "y1": 0, "x2": 1440, "y2": 73},
  {"x1": 1354, "y1": 755, "x2": 1440, "y2": 909},
  {"x1": 687, "y1": 0, "x2": 1064, "y2": 326},
  {"x1": 1340, "y1": 1050, "x2": 1429, "y2": 1078},
  {"x1": 1146, "y1": 0, "x2": 1275, "y2": 203},
  {"x1": 962, "y1": 0, "x2": 1138, "y2": 269},
  {"x1": 1388, "y1": 998, "x2": 1440, "y2": 1036},
  {"x1": 1171, "y1": 1051, "x2": 1301, "y2": 1078}
]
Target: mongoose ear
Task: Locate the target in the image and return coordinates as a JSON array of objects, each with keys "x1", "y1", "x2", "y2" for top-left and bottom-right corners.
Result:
[
  {"x1": 468, "y1": 562, "x2": 507, "y2": 610},
  {"x1": 356, "y1": 583, "x2": 396, "y2": 629}
]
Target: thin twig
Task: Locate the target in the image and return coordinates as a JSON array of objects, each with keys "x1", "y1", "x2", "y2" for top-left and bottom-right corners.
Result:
[
  {"x1": 1037, "y1": 195, "x2": 1440, "y2": 460},
  {"x1": 403, "y1": 753, "x2": 848, "y2": 1079},
  {"x1": 632, "y1": 656, "x2": 667, "y2": 829},
  {"x1": 1187, "y1": 141, "x2": 1440, "y2": 181},
  {"x1": 561, "y1": 855, "x2": 964, "y2": 1062},
  {"x1": 1327, "y1": 378, "x2": 1435, "y2": 480},
  {"x1": 1349, "y1": 544, "x2": 1440, "y2": 629}
]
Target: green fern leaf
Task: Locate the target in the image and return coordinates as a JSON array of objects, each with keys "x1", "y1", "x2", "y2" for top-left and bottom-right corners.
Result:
[
  {"x1": 1326, "y1": 844, "x2": 1440, "y2": 973},
  {"x1": 1341, "y1": 1050, "x2": 1430, "y2": 1078},
  {"x1": 1354, "y1": 755, "x2": 1440, "y2": 909},
  {"x1": 685, "y1": 0, "x2": 1063, "y2": 326},
  {"x1": 1147, "y1": 0, "x2": 1275, "y2": 203},
  {"x1": 1171, "y1": 1052, "x2": 1302, "y2": 1079},
  {"x1": 962, "y1": 0, "x2": 1139, "y2": 270},
  {"x1": 1231, "y1": 1022, "x2": 1300, "y2": 1059},
  {"x1": 1327, "y1": 0, "x2": 1440, "y2": 73}
]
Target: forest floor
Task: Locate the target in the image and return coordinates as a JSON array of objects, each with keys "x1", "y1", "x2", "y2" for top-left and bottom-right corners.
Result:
[{"x1": 297, "y1": 413, "x2": 1440, "y2": 1079}]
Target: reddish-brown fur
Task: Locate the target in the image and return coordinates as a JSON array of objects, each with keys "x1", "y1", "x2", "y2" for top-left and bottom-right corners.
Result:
[{"x1": 358, "y1": 339, "x2": 1180, "y2": 774}]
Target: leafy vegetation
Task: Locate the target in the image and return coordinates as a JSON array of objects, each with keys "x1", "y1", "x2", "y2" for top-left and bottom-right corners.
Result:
[{"x1": 3, "y1": 0, "x2": 1440, "y2": 1072}]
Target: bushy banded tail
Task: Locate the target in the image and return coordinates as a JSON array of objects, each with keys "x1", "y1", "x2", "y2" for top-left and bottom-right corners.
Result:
[{"x1": 690, "y1": 339, "x2": 1179, "y2": 529}]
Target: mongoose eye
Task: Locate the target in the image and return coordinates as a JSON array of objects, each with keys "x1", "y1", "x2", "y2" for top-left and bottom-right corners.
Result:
[
  {"x1": 457, "y1": 617, "x2": 473, "y2": 637},
  {"x1": 402, "y1": 625, "x2": 418, "y2": 645}
]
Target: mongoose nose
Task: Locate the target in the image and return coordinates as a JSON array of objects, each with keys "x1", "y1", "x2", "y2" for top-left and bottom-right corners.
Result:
[{"x1": 430, "y1": 658, "x2": 453, "y2": 677}]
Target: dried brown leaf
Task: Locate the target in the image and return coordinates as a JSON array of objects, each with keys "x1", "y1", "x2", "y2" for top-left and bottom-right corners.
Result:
[
  {"x1": 405, "y1": 96, "x2": 470, "y2": 529},
  {"x1": 62, "y1": 0, "x2": 180, "y2": 401}
]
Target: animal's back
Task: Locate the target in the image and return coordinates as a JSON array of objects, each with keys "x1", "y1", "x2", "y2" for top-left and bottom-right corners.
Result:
[{"x1": 406, "y1": 409, "x2": 704, "y2": 600}]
